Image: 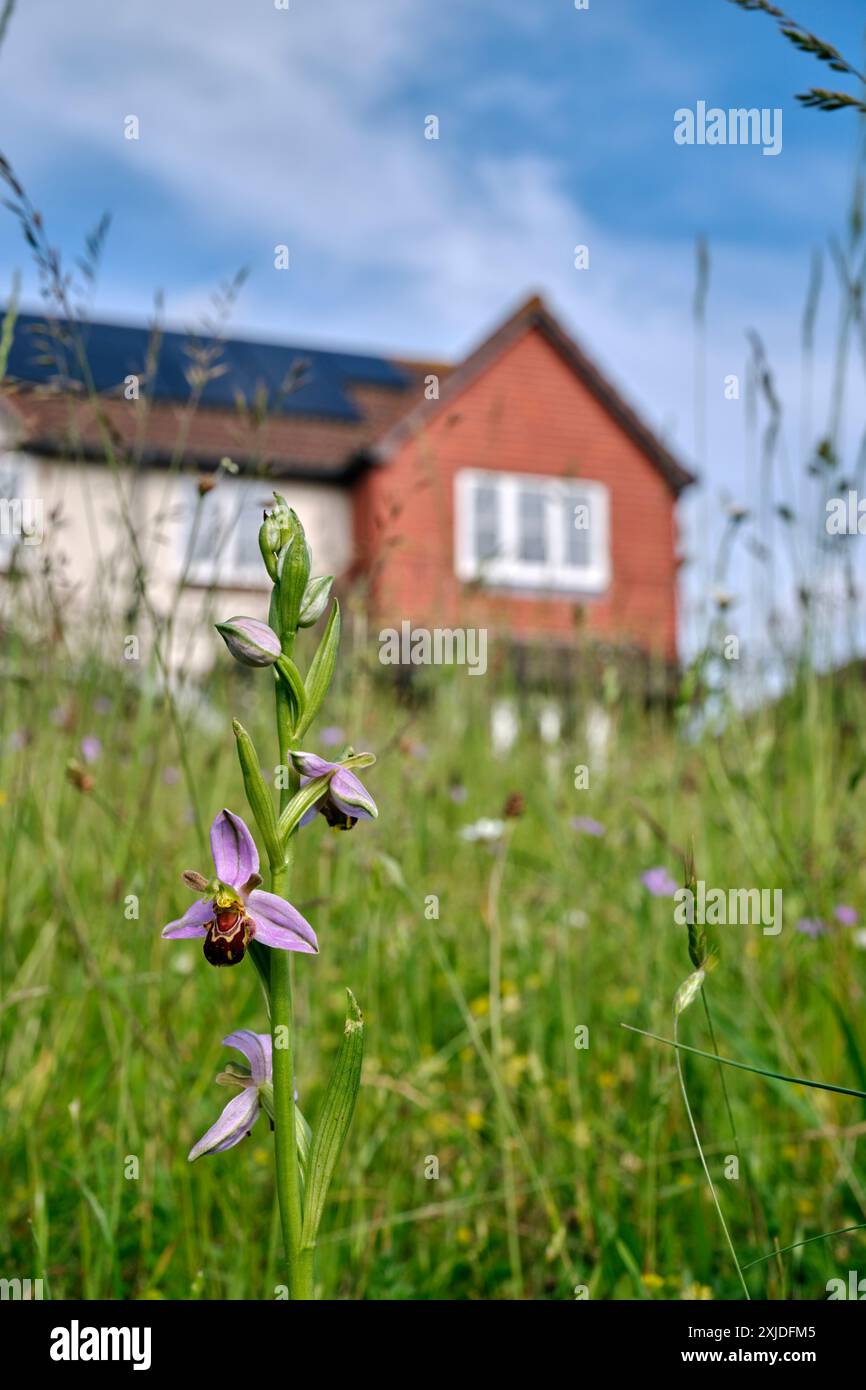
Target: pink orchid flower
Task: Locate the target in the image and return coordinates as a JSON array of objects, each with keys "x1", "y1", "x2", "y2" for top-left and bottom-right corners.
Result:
[{"x1": 162, "y1": 809, "x2": 318, "y2": 967}]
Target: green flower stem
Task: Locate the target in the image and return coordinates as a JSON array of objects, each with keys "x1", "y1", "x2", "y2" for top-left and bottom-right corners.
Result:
[
  {"x1": 270, "y1": 862, "x2": 311, "y2": 1300},
  {"x1": 270, "y1": 669, "x2": 313, "y2": 1298}
]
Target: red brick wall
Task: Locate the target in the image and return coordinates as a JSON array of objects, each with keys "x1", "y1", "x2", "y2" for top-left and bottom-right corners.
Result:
[{"x1": 352, "y1": 325, "x2": 681, "y2": 660}]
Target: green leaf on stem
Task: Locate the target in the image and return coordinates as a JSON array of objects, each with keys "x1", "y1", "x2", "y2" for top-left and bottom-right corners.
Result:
[
  {"x1": 275, "y1": 655, "x2": 307, "y2": 728},
  {"x1": 277, "y1": 772, "x2": 332, "y2": 842},
  {"x1": 277, "y1": 514, "x2": 312, "y2": 639},
  {"x1": 295, "y1": 600, "x2": 340, "y2": 740},
  {"x1": 259, "y1": 1084, "x2": 311, "y2": 1187},
  {"x1": 300, "y1": 989, "x2": 364, "y2": 1252},
  {"x1": 232, "y1": 719, "x2": 284, "y2": 870}
]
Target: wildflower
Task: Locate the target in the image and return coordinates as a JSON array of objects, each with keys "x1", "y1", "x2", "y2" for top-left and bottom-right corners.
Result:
[
  {"x1": 796, "y1": 917, "x2": 827, "y2": 938},
  {"x1": 216, "y1": 617, "x2": 282, "y2": 668},
  {"x1": 834, "y1": 904, "x2": 858, "y2": 926},
  {"x1": 641, "y1": 866, "x2": 678, "y2": 897},
  {"x1": 449, "y1": 782, "x2": 468, "y2": 804},
  {"x1": 291, "y1": 752, "x2": 377, "y2": 832},
  {"x1": 188, "y1": 1031, "x2": 272, "y2": 1161},
  {"x1": 460, "y1": 818, "x2": 505, "y2": 843},
  {"x1": 81, "y1": 735, "x2": 102, "y2": 764},
  {"x1": 571, "y1": 816, "x2": 605, "y2": 837},
  {"x1": 491, "y1": 699, "x2": 518, "y2": 755},
  {"x1": 162, "y1": 809, "x2": 317, "y2": 966},
  {"x1": 320, "y1": 725, "x2": 345, "y2": 748}
]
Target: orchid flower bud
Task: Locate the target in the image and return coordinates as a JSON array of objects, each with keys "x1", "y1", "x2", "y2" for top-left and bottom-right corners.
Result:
[
  {"x1": 216, "y1": 617, "x2": 282, "y2": 668},
  {"x1": 258, "y1": 492, "x2": 292, "y2": 581},
  {"x1": 299, "y1": 575, "x2": 334, "y2": 628}
]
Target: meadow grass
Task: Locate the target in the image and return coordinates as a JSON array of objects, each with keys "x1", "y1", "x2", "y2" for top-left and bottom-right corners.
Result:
[{"x1": 1, "y1": 618, "x2": 865, "y2": 1301}]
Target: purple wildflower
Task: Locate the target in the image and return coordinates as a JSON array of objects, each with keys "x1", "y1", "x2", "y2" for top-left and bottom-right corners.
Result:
[
  {"x1": 642, "y1": 866, "x2": 678, "y2": 897},
  {"x1": 291, "y1": 751, "x2": 377, "y2": 832},
  {"x1": 571, "y1": 816, "x2": 606, "y2": 837},
  {"x1": 834, "y1": 904, "x2": 858, "y2": 926},
  {"x1": 162, "y1": 809, "x2": 318, "y2": 966},
  {"x1": 796, "y1": 917, "x2": 827, "y2": 939},
  {"x1": 81, "y1": 736, "x2": 102, "y2": 764},
  {"x1": 188, "y1": 1030, "x2": 272, "y2": 1161}
]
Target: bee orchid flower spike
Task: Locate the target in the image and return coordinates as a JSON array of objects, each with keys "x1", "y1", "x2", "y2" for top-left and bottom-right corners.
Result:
[{"x1": 162, "y1": 503, "x2": 370, "y2": 1300}]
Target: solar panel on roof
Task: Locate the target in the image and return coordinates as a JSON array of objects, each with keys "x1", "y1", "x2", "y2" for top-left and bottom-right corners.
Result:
[{"x1": 2, "y1": 312, "x2": 410, "y2": 422}]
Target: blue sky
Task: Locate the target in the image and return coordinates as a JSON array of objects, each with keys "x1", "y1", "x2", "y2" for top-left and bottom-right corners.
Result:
[{"x1": 1, "y1": 0, "x2": 865, "y2": 660}]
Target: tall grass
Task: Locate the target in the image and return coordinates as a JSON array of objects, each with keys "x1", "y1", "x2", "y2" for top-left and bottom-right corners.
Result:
[{"x1": 1, "y1": 631, "x2": 866, "y2": 1298}]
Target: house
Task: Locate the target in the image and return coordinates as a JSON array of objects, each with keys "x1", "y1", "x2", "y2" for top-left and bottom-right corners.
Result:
[{"x1": 0, "y1": 294, "x2": 694, "y2": 674}]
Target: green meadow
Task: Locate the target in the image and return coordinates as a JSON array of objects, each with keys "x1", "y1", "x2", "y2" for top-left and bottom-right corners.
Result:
[{"x1": 2, "y1": 619, "x2": 865, "y2": 1300}]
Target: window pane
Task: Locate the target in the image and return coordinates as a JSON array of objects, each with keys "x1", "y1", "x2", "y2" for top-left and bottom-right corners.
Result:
[
  {"x1": 474, "y1": 482, "x2": 499, "y2": 563},
  {"x1": 0, "y1": 457, "x2": 20, "y2": 557},
  {"x1": 566, "y1": 494, "x2": 591, "y2": 568},
  {"x1": 518, "y1": 488, "x2": 547, "y2": 563},
  {"x1": 189, "y1": 487, "x2": 216, "y2": 563}
]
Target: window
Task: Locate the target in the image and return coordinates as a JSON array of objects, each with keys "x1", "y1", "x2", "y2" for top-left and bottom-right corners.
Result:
[
  {"x1": 0, "y1": 453, "x2": 41, "y2": 569},
  {"x1": 185, "y1": 477, "x2": 275, "y2": 588},
  {"x1": 455, "y1": 469, "x2": 610, "y2": 594}
]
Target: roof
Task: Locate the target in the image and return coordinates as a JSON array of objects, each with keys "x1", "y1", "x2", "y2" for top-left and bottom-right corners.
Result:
[
  {"x1": 4, "y1": 312, "x2": 412, "y2": 420},
  {"x1": 372, "y1": 294, "x2": 696, "y2": 496},
  {"x1": 0, "y1": 297, "x2": 694, "y2": 492}
]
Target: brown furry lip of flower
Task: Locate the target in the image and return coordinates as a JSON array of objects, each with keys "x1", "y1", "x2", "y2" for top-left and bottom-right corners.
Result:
[{"x1": 502, "y1": 791, "x2": 525, "y2": 819}]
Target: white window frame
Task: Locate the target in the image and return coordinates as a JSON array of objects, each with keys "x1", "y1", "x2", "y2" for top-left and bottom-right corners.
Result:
[
  {"x1": 0, "y1": 452, "x2": 41, "y2": 569},
  {"x1": 454, "y1": 468, "x2": 610, "y2": 594},
  {"x1": 185, "y1": 476, "x2": 274, "y2": 589}
]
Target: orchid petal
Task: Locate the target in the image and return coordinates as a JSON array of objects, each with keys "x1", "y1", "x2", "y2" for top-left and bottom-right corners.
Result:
[
  {"x1": 210, "y1": 809, "x2": 259, "y2": 889},
  {"x1": 162, "y1": 897, "x2": 213, "y2": 939},
  {"x1": 222, "y1": 1030, "x2": 272, "y2": 1087},
  {"x1": 247, "y1": 889, "x2": 318, "y2": 953},
  {"x1": 329, "y1": 767, "x2": 377, "y2": 819},
  {"x1": 188, "y1": 1088, "x2": 260, "y2": 1161},
  {"x1": 290, "y1": 751, "x2": 335, "y2": 779}
]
